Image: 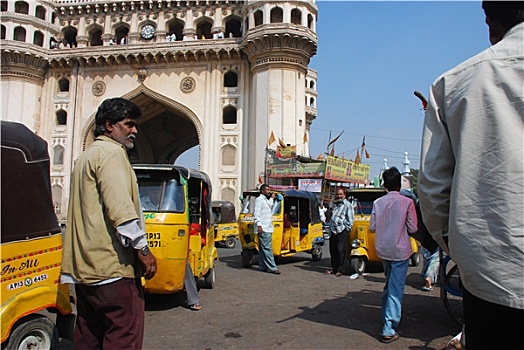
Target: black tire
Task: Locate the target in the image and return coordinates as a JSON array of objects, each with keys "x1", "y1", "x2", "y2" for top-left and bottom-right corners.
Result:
[
  {"x1": 410, "y1": 251, "x2": 420, "y2": 267},
  {"x1": 6, "y1": 314, "x2": 58, "y2": 350},
  {"x1": 443, "y1": 263, "x2": 464, "y2": 326},
  {"x1": 241, "y1": 249, "x2": 254, "y2": 268},
  {"x1": 311, "y1": 246, "x2": 322, "y2": 261},
  {"x1": 350, "y1": 257, "x2": 366, "y2": 275},
  {"x1": 225, "y1": 237, "x2": 236, "y2": 249},
  {"x1": 203, "y1": 267, "x2": 216, "y2": 289}
]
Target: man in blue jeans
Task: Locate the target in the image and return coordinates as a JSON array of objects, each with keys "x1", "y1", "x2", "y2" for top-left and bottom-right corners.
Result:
[
  {"x1": 370, "y1": 167, "x2": 417, "y2": 343},
  {"x1": 253, "y1": 184, "x2": 281, "y2": 275}
]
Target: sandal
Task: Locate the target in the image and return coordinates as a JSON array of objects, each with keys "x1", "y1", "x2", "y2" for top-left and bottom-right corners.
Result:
[
  {"x1": 335, "y1": 272, "x2": 343, "y2": 277},
  {"x1": 380, "y1": 333, "x2": 399, "y2": 343},
  {"x1": 189, "y1": 303, "x2": 202, "y2": 311},
  {"x1": 326, "y1": 270, "x2": 335, "y2": 275},
  {"x1": 422, "y1": 286, "x2": 433, "y2": 291}
]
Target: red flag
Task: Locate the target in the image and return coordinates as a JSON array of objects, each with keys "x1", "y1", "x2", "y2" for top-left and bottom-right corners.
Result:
[
  {"x1": 355, "y1": 150, "x2": 361, "y2": 165},
  {"x1": 365, "y1": 149, "x2": 370, "y2": 159}
]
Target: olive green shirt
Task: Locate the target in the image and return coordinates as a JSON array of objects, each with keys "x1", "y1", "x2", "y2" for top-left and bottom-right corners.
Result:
[{"x1": 61, "y1": 136, "x2": 143, "y2": 283}]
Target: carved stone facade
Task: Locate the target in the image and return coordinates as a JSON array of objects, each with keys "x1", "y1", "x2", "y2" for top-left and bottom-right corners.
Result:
[{"x1": 1, "y1": 0, "x2": 318, "y2": 221}]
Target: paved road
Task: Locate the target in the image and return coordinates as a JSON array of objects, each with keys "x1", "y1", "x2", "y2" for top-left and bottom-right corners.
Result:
[{"x1": 139, "y1": 243, "x2": 460, "y2": 350}]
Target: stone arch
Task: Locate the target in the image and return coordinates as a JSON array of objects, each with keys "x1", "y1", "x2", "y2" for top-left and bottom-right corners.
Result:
[
  {"x1": 221, "y1": 144, "x2": 236, "y2": 166},
  {"x1": 35, "y1": 5, "x2": 46, "y2": 20},
  {"x1": 224, "y1": 70, "x2": 238, "y2": 88},
  {"x1": 291, "y1": 8, "x2": 302, "y2": 25},
  {"x1": 307, "y1": 14, "x2": 314, "y2": 29},
  {"x1": 62, "y1": 26, "x2": 77, "y2": 47},
  {"x1": 14, "y1": 1, "x2": 28, "y2": 14},
  {"x1": 220, "y1": 186, "x2": 236, "y2": 203},
  {"x1": 166, "y1": 18, "x2": 184, "y2": 41},
  {"x1": 51, "y1": 184, "x2": 63, "y2": 216},
  {"x1": 113, "y1": 23, "x2": 130, "y2": 44},
  {"x1": 56, "y1": 109, "x2": 67, "y2": 125},
  {"x1": 254, "y1": 10, "x2": 263, "y2": 27},
  {"x1": 224, "y1": 15, "x2": 242, "y2": 38},
  {"x1": 33, "y1": 30, "x2": 44, "y2": 46},
  {"x1": 81, "y1": 86, "x2": 203, "y2": 166},
  {"x1": 13, "y1": 26, "x2": 26, "y2": 42},
  {"x1": 58, "y1": 77, "x2": 69, "y2": 92},
  {"x1": 195, "y1": 17, "x2": 213, "y2": 39},
  {"x1": 53, "y1": 145, "x2": 65, "y2": 165},
  {"x1": 270, "y1": 6, "x2": 283, "y2": 23},
  {"x1": 86, "y1": 24, "x2": 103, "y2": 46},
  {"x1": 222, "y1": 105, "x2": 237, "y2": 124}
]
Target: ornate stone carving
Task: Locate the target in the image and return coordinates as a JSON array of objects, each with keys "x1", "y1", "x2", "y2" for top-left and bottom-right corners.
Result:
[
  {"x1": 92, "y1": 81, "x2": 106, "y2": 96},
  {"x1": 180, "y1": 77, "x2": 196, "y2": 93}
]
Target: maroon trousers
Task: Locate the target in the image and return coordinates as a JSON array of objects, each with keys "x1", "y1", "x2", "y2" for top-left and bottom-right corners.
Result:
[{"x1": 74, "y1": 278, "x2": 145, "y2": 350}]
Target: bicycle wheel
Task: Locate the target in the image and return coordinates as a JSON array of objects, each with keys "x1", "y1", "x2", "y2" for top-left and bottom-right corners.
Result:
[{"x1": 442, "y1": 263, "x2": 464, "y2": 326}]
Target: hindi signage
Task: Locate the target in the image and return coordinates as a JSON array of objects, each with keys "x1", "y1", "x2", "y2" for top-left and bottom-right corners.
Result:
[{"x1": 325, "y1": 156, "x2": 370, "y2": 184}]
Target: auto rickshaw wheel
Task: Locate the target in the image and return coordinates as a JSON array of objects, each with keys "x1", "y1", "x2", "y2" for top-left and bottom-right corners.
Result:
[
  {"x1": 350, "y1": 257, "x2": 366, "y2": 275},
  {"x1": 204, "y1": 267, "x2": 216, "y2": 289},
  {"x1": 410, "y1": 251, "x2": 420, "y2": 267},
  {"x1": 6, "y1": 314, "x2": 59, "y2": 350},
  {"x1": 225, "y1": 237, "x2": 236, "y2": 249},
  {"x1": 311, "y1": 246, "x2": 322, "y2": 261},
  {"x1": 241, "y1": 249, "x2": 255, "y2": 268}
]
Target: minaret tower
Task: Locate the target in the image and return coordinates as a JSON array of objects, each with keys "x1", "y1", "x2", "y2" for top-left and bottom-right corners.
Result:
[
  {"x1": 402, "y1": 150, "x2": 411, "y2": 175},
  {"x1": 241, "y1": 0, "x2": 318, "y2": 187},
  {"x1": 1, "y1": 0, "x2": 59, "y2": 131}
]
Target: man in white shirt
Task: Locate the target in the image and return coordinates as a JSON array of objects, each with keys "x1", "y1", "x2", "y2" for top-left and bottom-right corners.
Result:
[
  {"x1": 253, "y1": 184, "x2": 281, "y2": 274},
  {"x1": 419, "y1": 2, "x2": 524, "y2": 348}
]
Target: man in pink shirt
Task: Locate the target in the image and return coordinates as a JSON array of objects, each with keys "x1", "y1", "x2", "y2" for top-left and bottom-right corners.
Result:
[{"x1": 370, "y1": 167, "x2": 417, "y2": 343}]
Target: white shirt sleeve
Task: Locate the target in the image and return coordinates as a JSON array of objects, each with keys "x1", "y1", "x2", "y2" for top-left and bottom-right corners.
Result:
[{"x1": 116, "y1": 219, "x2": 148, "y2": 249}]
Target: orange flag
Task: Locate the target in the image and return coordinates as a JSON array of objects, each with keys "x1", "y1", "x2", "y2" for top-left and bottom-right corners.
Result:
[
  {"x1": 365, "y1": 149, "x2": 370, "y2": 158},
  {"x1": 267, "y1": 131, "x2": 276, "y2": 147},
  {"x1": 330, "y1": 147, "x2": 335, "y2": 156},
  {"x1": 355, "y1": 150, "x2": 361, "y2": 165},
  {"x1": 278, "y1": 138, "x2": 286, "y2": 148},
  {"x1": 258, "y1": 174, "x2": 264, "y2": 184},
  {"x1": 303, "y1": 131, "x2": 308, "y2": 143},
  {"x1": 317, "y1": 153, "x2": 324, "y2": 160}
]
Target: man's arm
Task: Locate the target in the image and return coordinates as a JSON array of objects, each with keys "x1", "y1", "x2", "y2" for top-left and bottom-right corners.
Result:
[
  {"x1": 419, "y1": 81, "x2": 454, "y2": 252},
  {"x1": 406, "y1": 201, "x2": 418, "y2": 234},
  {"x1": 253, "y1": 197, "x2": 263, "y2": 233}
]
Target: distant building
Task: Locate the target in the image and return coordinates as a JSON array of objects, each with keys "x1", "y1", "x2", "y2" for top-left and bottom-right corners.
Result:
[{"x1": 1, "y1": 0, "x2": 319, "y2": 221}]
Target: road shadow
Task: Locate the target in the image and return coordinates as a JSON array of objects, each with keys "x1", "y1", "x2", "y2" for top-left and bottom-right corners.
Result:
[
  {"x1": 276, "y1": 288, "x2": 459, "y2": 349},
  {"x1": 145, "y1": 292, "x2": 188, "y2": 311}
]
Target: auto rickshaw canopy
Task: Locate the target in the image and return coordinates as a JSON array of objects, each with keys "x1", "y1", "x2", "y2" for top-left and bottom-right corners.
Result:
[
  {"x1": 211, "y1": 200, "x2": 236, "y2": 224},
  {"x1": 1, "y1": 121, "x2": 61, "y2": 243}
]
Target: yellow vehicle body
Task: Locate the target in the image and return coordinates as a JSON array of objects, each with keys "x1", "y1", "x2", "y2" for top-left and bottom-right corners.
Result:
[
  {"x1": 239, "y1": 189, "x2": 326, "y2": 268},
  {"x1": 1, "y1": 121, "x2": 73, "y2": 348},
  {"x1": 0, "y1": 234, "x2": 73, "y2": 343},
  {"x1": 212, "y1": 201, "x2": 239, "y2": 249},
  {"x1": 134, "y1": 165, "x2": 218, "y2": 293},
  {"x1": 348, "y1": 188, "x2": 420, "y2": 275}
]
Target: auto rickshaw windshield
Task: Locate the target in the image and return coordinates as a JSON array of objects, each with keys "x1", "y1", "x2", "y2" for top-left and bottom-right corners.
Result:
[{"x1": 138, "y1": 178, "x2": 185, "y2": 212}]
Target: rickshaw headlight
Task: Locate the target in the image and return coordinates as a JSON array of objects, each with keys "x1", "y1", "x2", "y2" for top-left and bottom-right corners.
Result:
[{"x1": 351, "y1": 239, "x2": 361, "y2": 248}]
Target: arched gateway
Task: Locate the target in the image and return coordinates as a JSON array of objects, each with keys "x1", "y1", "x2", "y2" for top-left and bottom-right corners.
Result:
[
  {"x1": 1, "y1": 0, "x2": 319, "y2": 223},
  {"x1": 82, "y1": 85, "x2": 202, "y2": 166}
]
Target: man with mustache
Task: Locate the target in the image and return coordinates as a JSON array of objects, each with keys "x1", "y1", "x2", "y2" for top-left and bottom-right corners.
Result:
[{"x1": 61, "y1": 98, "x2": 157, "y2": 349}]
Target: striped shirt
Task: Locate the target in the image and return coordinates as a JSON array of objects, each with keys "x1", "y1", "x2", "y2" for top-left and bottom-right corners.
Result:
[{"x1": 330, "y1": 199, "x2": 354, "y2": 234}]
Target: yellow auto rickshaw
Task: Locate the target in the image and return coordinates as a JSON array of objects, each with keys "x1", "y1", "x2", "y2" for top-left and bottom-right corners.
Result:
[
  {"x1": 238, "y1": 189, "x2": 326, "y2": 268},
  {"x1": 347, "y1": 188, "x2": 420, "y2": 275},
  {"x1": 212, "y1": 201, "x2": 239, "y2": 249},
  {"x1": 1, "y1": 121, "x2": 74, "y2": 348},
  {"x1": 133, "y1": 165, "x2": 218, "y2": 293}
]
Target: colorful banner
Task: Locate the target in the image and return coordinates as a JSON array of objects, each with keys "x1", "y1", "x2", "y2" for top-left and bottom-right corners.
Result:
[
  {"x1": 325, "y1": 156, "x2": 370, "y2": 184},
  {"x1": 275, "y1": 145, "x2": 297, "y2": 159},
  {"x1": 266, "y1": 162, "x2": 325, "y2": 178},
  {"x1": 298, "y1": 179, "x2": 323, "y2": 192}
]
